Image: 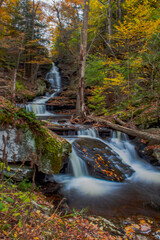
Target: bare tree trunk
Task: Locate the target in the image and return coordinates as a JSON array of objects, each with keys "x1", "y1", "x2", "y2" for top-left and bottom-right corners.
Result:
[
  {"x1": 11, "y1": 69, "x2": 17, "y2": 101},
  {"x1": 108, "y1": 0, "x2": 112, "y2": 44},
  {"x1": 31, "y1": 64, "x2": 39, "y2": 83},
  {"x1": 76, "y1": 0, "x2": 89, "y2": 118}
]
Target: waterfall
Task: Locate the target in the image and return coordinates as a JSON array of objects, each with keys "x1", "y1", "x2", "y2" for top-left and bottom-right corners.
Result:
[
  {"x1": 77, "y1": 127, "x2": 99, "y2": 138},
  {"x1": 68, "y1": 148, "x2": 88, "y2": 177},
  {"x1": 24, "y1": 63, "x2": 61, "y2": 115},
  {"x1": 46, "y1": 63, "x2": 61, "y2": 92}
]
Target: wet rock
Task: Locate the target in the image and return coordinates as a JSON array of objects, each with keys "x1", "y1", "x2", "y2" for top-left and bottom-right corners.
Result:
[
  {"x1": 73, "y1": 138, "x2": 134, "y2": 181},
  {"x1": 3, "y1": 164, "x2": 33, "y2": 181}
]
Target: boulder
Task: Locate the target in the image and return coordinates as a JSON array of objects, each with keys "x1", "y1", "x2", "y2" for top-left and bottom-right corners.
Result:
[
  {"x1": 0, "y1": 128, "x2": 36, "y2": 163},
  {"x1": 73, "y1": 138, "x2": 134, "y2": 182},
  {"x1": 0, "y1": 127, "x2": 71, "y2": 177}
]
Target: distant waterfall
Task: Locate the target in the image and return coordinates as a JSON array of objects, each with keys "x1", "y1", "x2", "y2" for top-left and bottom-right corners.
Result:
[
  {"x1": 24, "y1": 63, "x2": 61, "y2": 116},
  {"x1": 46, "y1": 63, "x2": 61, "y2": 93}
]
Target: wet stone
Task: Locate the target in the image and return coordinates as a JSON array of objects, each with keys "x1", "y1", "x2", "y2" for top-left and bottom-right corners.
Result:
[{"x1": 73, "y1": 138, "x2": 134, "y2": 182}]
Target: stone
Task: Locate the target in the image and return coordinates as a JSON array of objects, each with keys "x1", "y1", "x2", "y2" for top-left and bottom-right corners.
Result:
[
  {"x1": 3, "y1": 164, "x2": 33, "y2": 181},
  {"x1": 0, "y1": 128, "x2": 36, "y2": 163},
  {"x1": 0, "y1": 127, "x2": 71, "y2": 177},
  {"x1": 73, "y1": 138, "x2": 134, "y2": 181}
]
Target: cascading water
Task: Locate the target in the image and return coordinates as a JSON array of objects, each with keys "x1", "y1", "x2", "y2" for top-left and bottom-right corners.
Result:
[
  {"x1": 68, "y1": 148, "x2": 89, "y2": 177},
  {"x1": 24, "y1": 63, "x2": 61, "y2": 116},
  {"x1": 77, "y1": 127, "x2": 99, "y2": 138},
  {"x1": 46, "y1": 63, "x2": 61, "y2": 92},
  {"x1": 55, "y1": 128, "x2": 160, "y2": 216}
]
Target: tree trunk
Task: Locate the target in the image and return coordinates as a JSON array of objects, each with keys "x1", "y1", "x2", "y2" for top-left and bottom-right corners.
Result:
[
  {"x1": 31, "y1": 64, "x2": 39, "y2": 83},
  {"x1": 118, "y1": 0, "x2": 122, "y2": 20},
  {"x1": 88, "y1": 116, "x2": 160, "y2": 143},
  {"x1": 11, "y1": 47, "x2": 22, "y2": 102},
  {"x1": 11, "y1": 69, "x2": 17, "y2": 102},
  {"x1": 108, "y1": 0, "x2": 112, "y2": 44},
  {"x1": 76, "y1": 0, "x2": 89, "y2": 118}
]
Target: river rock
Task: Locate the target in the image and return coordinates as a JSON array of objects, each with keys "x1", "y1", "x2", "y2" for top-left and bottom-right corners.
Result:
[
  {"x1": 73, "y1": 138, "x2": 134, "y2": 182},
  {"x1": 3, "y1": 164, "x2": 33, "y2": 181}
]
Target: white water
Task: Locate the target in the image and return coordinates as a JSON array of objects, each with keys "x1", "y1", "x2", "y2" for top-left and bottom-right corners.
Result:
[
  {"x1": 77, "y1": 127, "x2": 99, "y2": 138},
  {"x1": 24, "y1": 63, "x2": 61, "y2": 115},
  {"x1": 46, "y1": 63, "x2": 61, "y2": 92},
  {"x1": 56, "y1": 128, "x2": 160, "y2": 215},
  {"x1": 68, "y1": 148, "x2": 89, "y2": 177}
]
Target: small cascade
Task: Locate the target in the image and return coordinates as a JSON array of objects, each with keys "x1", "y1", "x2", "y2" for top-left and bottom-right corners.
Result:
[
  {"x1": 77, "y1": 127, "x2": 99, "y2": 138},
  {"x1": 25, "y1": 103, "x2": 47, "y2": 115},
  {"x1": 23, "y1": 63, "x2": 61, "y2": 116},
  {"x1": 68, "y1": 148, "x2": 88, "y2": 177},
  {"x1": 106, "y1": 131, "x2": 160, "y2": 183}
]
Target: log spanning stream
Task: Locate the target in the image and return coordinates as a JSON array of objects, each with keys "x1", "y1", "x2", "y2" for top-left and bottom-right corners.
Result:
[{"x1": 25, "y1": 64, "x2": 160, "y2": 217}]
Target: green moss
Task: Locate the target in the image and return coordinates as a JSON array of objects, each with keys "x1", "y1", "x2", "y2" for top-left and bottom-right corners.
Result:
[{"x1": 35, "y1": 129, "x2": 71, "y2": 174}]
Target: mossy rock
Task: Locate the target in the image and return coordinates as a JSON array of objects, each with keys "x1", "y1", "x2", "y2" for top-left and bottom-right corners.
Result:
[
  {"x1": 0, "y1": 101, "x2": 72, "y2": 175},
  {"x1": 35, "y1": 127, "x2": 71, "y2": 175}
]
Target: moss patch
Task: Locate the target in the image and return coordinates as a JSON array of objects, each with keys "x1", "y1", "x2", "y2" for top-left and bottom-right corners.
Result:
[{"x1": 36, "y1": 127, "x2": 71, "y2": 174}]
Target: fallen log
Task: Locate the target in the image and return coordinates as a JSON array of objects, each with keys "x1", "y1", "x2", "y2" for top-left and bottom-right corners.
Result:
[
  {"x1": 88, "y1": 116, "x2": 160, "y2": 144},
  {"x1": 114, "y1": 117, "x2": 137, "y2": 130}
]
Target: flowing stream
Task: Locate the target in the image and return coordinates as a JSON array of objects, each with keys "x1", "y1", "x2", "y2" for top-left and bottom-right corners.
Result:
[
  {"x1": 22, "y1": 64, "x2": 160, "y2": 217},
  {"x1": 54, "y1": 129, "x2": 160, "y2": 217}
]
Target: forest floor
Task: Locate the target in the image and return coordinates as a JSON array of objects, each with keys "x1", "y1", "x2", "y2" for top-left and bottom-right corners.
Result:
[{"x1": 1, "y1": 180, "x2": 160, "y2": 240}]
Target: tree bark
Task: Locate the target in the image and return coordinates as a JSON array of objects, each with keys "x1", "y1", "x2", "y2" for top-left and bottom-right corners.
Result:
[
  {"x1": 88, "y1": 116, "x2": 160, "y2": 143},
  {"x1": 76, "y1": 0, "x2": 89, "y2": 118},
  {"x1": 118, "y1": 0, "x2": 122, "y2": 20},
  {"x1": 108, "y1": 0, "x2": 112, "y2": 44},
  {"x1": 11, "y1": 69, "x2": 17, "y2": 101}
]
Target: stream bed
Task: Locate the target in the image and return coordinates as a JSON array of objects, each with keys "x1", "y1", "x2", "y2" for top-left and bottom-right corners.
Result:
[{"x1": 21, "y1": 63, "x2": 160, "y2": 238}]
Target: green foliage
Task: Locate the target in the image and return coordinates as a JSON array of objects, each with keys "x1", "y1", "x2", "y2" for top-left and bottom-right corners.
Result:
[
  {"x1": 17, "y1": 179, "x2": 32, "y2": 192},
  {"x1": 86, "y1": 55, "x2": 106, "y2": 86},
  {"x1": 16, "y1": 80, "x2": 26, "y2": 92}
]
